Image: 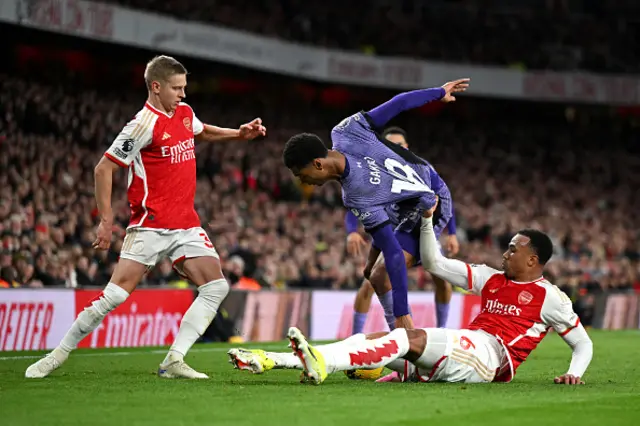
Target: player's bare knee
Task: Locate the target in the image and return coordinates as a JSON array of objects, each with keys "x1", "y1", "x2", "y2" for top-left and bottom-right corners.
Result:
[
  {"x1": 360, "y1": 280, "x2": 375, "y2": 300},
  {"x1": 109, "y1": 258, "x2": 148, "y2": 293},
  {"x1": 369, "y1": 264, "x2": 391, "y2": 296},
  {"x1": 181, "y1": 256, "x2": 225, "y2": 286}
]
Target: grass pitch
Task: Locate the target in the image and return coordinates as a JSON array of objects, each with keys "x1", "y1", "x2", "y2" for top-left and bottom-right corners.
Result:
[{"x1": 1, "y1": 330, "x2": 638, "y2": 426}]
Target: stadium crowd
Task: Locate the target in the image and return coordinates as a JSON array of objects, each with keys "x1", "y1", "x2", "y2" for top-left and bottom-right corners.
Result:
[
  {"x1": 100, "y1": 0, "x2": 640, "y2": 74},
  {"x1": 1, "y1": 65, "x2": 638, "y2": 298}
]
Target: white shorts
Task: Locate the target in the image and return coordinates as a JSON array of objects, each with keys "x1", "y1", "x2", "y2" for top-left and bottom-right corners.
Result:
[
  {"x1": 406, "y1": 328, "x2": 503, "y2": 383},
  {"x1": 120, "y1": 227, "x2": 219, "y2": 274}
]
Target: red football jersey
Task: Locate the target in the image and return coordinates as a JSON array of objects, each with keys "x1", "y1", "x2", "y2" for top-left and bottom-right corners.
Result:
[
  {"x1": 464, "y1": 264, "x2": 580, "y2": 382},
  {"x1": 104, "y1": 102, "x2": 204, "y2": 230}
]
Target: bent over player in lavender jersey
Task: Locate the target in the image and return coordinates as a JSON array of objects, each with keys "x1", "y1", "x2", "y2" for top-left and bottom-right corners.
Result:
[
  {"x1": 227, "y1": 203, "x2": 593, "y2": 386},
  {"x1": 283, "y1": 79, "x2": 469, "y2": 330},
  {"x1": 344, "y1": 127, "x2": 460, "y2": 340}
]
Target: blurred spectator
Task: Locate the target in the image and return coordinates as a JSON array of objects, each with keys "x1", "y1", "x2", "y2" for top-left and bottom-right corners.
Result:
[
  {"x1": 0, "y1": 56, "x2": 638, "y2": 294},
  {"x1": 102, "y1": 0, "x2": 640, "y2": 74}
]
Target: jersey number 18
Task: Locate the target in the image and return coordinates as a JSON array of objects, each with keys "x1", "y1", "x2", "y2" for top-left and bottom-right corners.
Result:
[{"x1": 384, "y1": 159, "x2": 433, "y2": 194}]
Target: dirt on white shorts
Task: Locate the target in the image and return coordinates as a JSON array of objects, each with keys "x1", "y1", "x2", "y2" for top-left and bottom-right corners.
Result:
[
  {"x1": 120, "y1": 227, "x2": 219, "y2": 276},
  {"x1": 405, "y1": 328, "x2": 504, "y2": 383}
]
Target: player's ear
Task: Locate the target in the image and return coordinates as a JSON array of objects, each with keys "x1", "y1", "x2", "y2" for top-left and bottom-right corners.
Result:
[
  {"x1": 151, "y1": 80, "x2": 161, "y2": 94},
  {"x1": 313, "y1": 158, "x2": 323, "y2": 170}
]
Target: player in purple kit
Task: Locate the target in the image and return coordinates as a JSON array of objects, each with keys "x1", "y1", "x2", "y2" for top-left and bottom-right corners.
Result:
[
  {"x1": 283, "y1": 79, "x2": 470, "y2": 329},
  {"x1": 345, "y1": 127, "x2": 460, "y2": 334}
]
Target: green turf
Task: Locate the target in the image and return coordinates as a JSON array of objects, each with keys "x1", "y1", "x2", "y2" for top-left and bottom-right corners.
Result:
[{"x1": 1, "y1": 331, "x2": 638, "y2": 426}]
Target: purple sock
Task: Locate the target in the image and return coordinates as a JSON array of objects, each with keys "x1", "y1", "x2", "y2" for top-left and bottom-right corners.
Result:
[
  {"x1": 380, "y1": 291, "x2": 396, "y2": 331},
  {"x1": 436, "y1": 302, "x2": 450, "y2": 328},
  {"x1": 353, "y1": 312, "x2": 367, "y2": 334}
]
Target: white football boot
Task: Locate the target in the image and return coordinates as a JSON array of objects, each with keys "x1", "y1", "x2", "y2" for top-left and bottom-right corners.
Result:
[
  {"x1": 158, "y1": 359, "x2": 209, "y2": 379},
  {"x1": 25, "y1": 352, "x2": 66, "y2": 378}
]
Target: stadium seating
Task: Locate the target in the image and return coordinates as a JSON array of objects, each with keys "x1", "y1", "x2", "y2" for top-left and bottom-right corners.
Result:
[
  {"x1": 1, "y1": 64, "x2": 638, "y2": 296},
  {"x1": 100, "y1": 0, "x2": 640, "y2": 73}
]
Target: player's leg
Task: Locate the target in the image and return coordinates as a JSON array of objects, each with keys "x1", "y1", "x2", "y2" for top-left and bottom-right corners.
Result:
[
  {"x1": 433, "y1": 275, "x2": 452, "y2": 327},
  {"x1": 25, "y1": 229, "x2": 159, "y2": 378},
  {"x1": 409, "y1": 328, "x2": 500, "y2": 383},
  {"x1": 352, "y1": 246, "x2": 381, "y2": 334},
  {"x1": 287, "y1": 326, "x2": 426, "y2": 385},
  {"x1": 369, "y1": 233, "x2": 417, "y2": 330},
  {"x1": 227, "y1": 333, "x2": 371, "y2": 374},
  {"x1": 159, "y1": 228, "x2": 229, "y2": 378},
  {"x1": 352, "y1": 279, "x2": 375, "y2": 334}
]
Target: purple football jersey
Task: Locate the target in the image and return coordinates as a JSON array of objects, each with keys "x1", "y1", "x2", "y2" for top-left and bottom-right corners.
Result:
[{"x1": 332, "y1": 112, "x2": 439, "y2": 231}]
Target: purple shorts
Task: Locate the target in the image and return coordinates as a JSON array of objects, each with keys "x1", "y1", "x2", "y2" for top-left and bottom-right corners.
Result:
[{"x1": 373, "y1": 227, "x2": 444, "y2": 267}]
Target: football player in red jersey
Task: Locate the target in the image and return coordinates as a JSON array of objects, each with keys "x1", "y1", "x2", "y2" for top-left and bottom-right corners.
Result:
[
  {"x1": 26, "y1": 56, "x2": 266, "y2": 379},
  {"x1": 228, "y1": 202, "x2": 592, "y2": 385}
]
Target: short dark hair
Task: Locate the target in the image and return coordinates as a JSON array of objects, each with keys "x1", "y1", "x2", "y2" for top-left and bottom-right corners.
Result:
[
  {"x1": 517, "y1": 229, "x2": 553, "y2": 265},
  {"x1": 382, "y1": 126, "x2": 408, "y2": 141},
  {"x1": 283, "y1": 133, "x2": 328, "y2": 170}
]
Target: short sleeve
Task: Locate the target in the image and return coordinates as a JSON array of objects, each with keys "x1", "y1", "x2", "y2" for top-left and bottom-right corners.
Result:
[
  {"x1": 330, "y1": 112, "x2": 375, "y2": 153},
  {"x1": 192, "y1": 112, "x2": 204, "y2": 136},
  {"x1": 540, "y1": 285, "x2": 580, "y2": 335},
  {"x1": 466, "y1": 264, "x2": 502, "y2": 295},
  {"x1": 349, "y1": 206, "x2": 389, "y2": 232},
  {"x1": 104, "y1": 109, "x2": 155, "y2": 167}
]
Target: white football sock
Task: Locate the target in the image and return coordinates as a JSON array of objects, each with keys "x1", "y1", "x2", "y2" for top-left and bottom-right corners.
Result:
[
  {"x1": 318, "y1": 333, "x2": 367, "y2": 351},
  {"x1": 265, "y1": 334, "x2": 368, "y2": 370},
  {"x1": 164, "y1": 279, "x2": 229, "y2": 364},
  {"x1": 318, "y1": 328, "x2": 410, "y2": 373},
  {"x1": 266, "y1": 352, "x2": 302, "y2": 369},
  {"x1": 55, "y1": 283, "x2": 129, "y2": 360}
]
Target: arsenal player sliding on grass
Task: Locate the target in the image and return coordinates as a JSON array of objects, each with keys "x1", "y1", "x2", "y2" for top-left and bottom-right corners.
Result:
[
  {"x1": 26, "y1": 55, "x2": 266, "y2": 380},
  {"x1": 228, "y1": 202, "x2": 593, "y2": 385}
]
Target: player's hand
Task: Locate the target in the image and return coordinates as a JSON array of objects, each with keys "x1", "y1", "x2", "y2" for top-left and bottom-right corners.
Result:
[
  {"x1": 239, "y1": 118, "x2": 267, "y2": 140},
  {"x1": 394, "y1": 315, "x2": 415, "y2": 330},
  {"x1": 441, "y1": 78, "x2": 470, "y2": 103},
  {"x1": 554, "y1": 374, "x2": 585, "y2": 385},
  {"x1": 446, "y1": 234, "x2": 460, "y2": 256},
  {"x1": 422, "y1": 196, "x2": 439, "y2": 218},
  {"x1": 93, "y1": 220, "x2": 113, "y2": 251},
  {"x1": 346, "y1": 232, "x2": 367, "y2": 257}
]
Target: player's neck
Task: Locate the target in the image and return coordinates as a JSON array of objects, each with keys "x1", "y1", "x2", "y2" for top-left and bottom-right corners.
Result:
[
  {"x1": 511, "y1": 270, "x2": 544, "y2": 284},
  {"x1": 327, "y1": 151, "x2": 347, "y2": 179},
  {"x1": 146, "y1": 95, "x2": 174, "y2": 116}
]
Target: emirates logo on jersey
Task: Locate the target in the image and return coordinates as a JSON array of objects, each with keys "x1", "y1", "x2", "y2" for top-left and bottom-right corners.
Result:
[
  {"x1": 183, "y1": 117, "x2": 192, "y2": 131},
  {"x1": 484, "y1": 299, "x2": 522, "y2": 316},
  {"x1": 518, "y1": 291, "x2": 534, "y2": 305},
  {"x1": 160, "y1": 138, "x2": 196, "y2": 164}
]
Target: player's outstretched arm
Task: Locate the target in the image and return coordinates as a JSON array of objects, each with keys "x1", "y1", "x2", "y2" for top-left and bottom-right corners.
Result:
[
  {"x1": 366, "y1": 79, "x2": 470, "y2": 128},
  {"x1": 542, "y1": 289, "x2": 593, "y2": 385},
  {"x1": 553, "y1": 324, "x2": 592, "y2": 385},
  {"x1": 419, "y1": 214, "x2": 469, "y2": 289},
  {"x1": 195, "y1": 118, "x2": 266, "y2": 143}
]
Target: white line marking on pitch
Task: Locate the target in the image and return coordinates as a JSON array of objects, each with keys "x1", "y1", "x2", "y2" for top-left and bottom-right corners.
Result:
[{"x1": 0, "y1": 345, "x2": 287, "y2": 361}]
